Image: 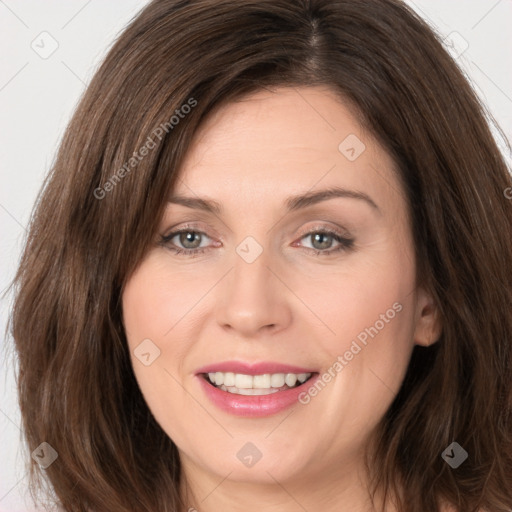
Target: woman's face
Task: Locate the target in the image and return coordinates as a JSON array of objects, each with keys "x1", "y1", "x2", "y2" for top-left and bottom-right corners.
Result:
[{"x1": 122, "y1": 86, "x2": 440, "y2": 497}]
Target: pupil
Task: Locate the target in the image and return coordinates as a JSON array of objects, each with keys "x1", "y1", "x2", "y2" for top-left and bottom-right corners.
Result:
[
  {"x1": 312, "y1": 233, "x2": 332, "y2": 250},
  {"x1": 180, "y1": 231, "x2": 201, "y2": 249}
]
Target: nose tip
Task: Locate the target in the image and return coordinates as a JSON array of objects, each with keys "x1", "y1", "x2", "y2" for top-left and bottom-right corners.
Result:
[{"x1": 215, "y1": 253, "x2": 291, "y2": 337}]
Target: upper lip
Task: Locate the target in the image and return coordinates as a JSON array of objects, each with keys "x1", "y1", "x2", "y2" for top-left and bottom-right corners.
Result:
[{"x1": 195, "y1": 361, "x2": 317, "y2": 376}]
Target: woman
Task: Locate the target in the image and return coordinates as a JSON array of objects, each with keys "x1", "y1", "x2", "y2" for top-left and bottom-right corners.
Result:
[{"x1": 10, "y1": 0, "x2": 512, "y2": 511}]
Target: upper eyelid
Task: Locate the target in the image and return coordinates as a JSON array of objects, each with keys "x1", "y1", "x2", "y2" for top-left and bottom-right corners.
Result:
[{"x1": 162, "y1": 221, "x2": 350, "y2": 236}]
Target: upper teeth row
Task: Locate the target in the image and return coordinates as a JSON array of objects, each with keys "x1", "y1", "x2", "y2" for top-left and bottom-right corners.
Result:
[{"x1": 207, "y1": 372, "x2": 311, "y2": 389}]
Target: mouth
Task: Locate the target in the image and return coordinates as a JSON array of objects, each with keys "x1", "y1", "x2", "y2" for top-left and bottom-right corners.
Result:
[
  {"x1": 201, "y1": 371, "x2": 315, "y2": 396},
  {"x1": 195, "y1": 361, "x2": 320, "y2": 416}
]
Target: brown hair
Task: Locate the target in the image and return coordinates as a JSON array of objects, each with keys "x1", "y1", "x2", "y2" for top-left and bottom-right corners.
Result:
[{"x1": 8, "y1": 0, "x2": 512, "y2": 511}]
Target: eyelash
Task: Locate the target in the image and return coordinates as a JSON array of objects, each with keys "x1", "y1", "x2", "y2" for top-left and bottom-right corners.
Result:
[{"x1": 159, "y1": 223, "x2": 354, "y2": 258}]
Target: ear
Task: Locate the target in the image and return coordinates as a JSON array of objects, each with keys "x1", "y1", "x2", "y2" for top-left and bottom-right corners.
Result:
[{"x1": 413, "y1": 286, "x2": 442, "y2": 346}]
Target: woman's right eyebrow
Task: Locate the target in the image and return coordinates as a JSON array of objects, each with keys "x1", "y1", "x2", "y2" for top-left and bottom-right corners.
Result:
[
  {"x1": 168, "y1": 186, "x2": 380, "y2": 216},
  {"x1": 167, "y1": 195, "x2": 223, "y2": 215}
]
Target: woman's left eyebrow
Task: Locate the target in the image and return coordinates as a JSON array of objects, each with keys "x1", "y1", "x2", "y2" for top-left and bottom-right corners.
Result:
[
  {"x1": 168, "y1": 186, "x2": 380, "y2": 216},
  {"x1": 285, "y1": 186, "x2": 380, "y2": 214}
]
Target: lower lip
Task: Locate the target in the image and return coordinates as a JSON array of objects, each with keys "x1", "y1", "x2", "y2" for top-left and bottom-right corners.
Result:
[{"x1": 196, "y1": 374, "x2": 319, "y2": 417}]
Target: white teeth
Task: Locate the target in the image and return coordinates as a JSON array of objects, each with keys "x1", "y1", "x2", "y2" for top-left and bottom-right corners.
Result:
[
  {"x1": 206, "y1": 371, "x2": 312, "y2": 390},
  {"x1": 235, "y1": 373, "x2": 253, "y2": 389},
  {"x1": 219, "y1": 385, "x2": 282, "y2": 395},
  {"x1": 285, "y1": 373, "x2": 297, "y2": 387},
  {"x1": 253, "y1": 374, "x2": 271, "y2": 388},
  {"x1": 270, "y1": 373, "x2": 285, "y2": 387},
  {"x1": 223, "y1": 372, "x2": 235, "y2": 387}
]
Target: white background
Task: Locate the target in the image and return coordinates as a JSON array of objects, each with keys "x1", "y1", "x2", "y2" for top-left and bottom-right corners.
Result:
[{"x1": 1, "y1": 1, "x2": 511, "y2": 510}]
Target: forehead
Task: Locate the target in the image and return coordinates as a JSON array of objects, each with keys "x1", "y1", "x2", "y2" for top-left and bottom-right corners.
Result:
[
  {"x1": 182, "y1": 86, "x2": 360, "y2": 165},
  {"x1": 174, "y1": 86, "x2": 403, "y2": 215}
]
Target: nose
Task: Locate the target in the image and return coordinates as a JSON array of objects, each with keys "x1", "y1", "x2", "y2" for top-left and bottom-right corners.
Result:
[{"x1": 215, "y1": 246, "x2": 292, "y2": 338}]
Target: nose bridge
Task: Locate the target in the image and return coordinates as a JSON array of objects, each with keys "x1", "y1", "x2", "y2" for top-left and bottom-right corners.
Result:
[{"x1": 215, "y1": 238, "x2": 289, "y2": 335}]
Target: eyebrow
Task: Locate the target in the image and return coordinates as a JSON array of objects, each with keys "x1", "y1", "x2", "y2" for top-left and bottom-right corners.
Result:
[{"x1": 167, "y1": 186, "x2": 380, "y2": 215}]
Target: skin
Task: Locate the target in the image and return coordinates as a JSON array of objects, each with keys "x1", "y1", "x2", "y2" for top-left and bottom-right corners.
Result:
[{"x1": 122, "y1": 86, "x2": 443, "y2": 512}]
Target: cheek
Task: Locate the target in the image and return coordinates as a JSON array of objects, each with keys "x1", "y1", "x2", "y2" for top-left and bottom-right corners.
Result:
[
  {"x1": 121, "y1": 257, "x2": 198, "y2": 436},
  {"x1": 310, "y1": 246, "x2": 415, "y2": 357},
  {"x1": 121, "y1": 256, "x2": 198, "y2": 407},
  {"x1": 122, "y1": 255, "x2": 200, "y2": 344},
  {"x1": 306, "y1": 245, "x2": 417, "y2": 426}
]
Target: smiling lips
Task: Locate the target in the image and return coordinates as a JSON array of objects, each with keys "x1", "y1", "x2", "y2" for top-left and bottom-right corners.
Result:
[{"x1": 195, "y1": 361, "x2": 318, "y2": 416}]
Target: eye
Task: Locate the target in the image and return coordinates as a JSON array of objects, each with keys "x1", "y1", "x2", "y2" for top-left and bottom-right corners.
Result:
[
  {"x1": 295, "y1": 227, "x2": 354, "y2": 256},
  {"x1": 160, "y1": 226, "x2": 213, "y2": 257},
  {"x1": 159, "y1": 224, "x2": 354, "y2": 257},
  {"x1": 169, "y1": 230, "x2": 205, "y2": 250}
]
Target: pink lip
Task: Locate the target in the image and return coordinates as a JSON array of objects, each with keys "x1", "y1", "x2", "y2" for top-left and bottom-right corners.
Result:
[{"x1": 195, "y1": 360, "x2": 316, "y2": 375}]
